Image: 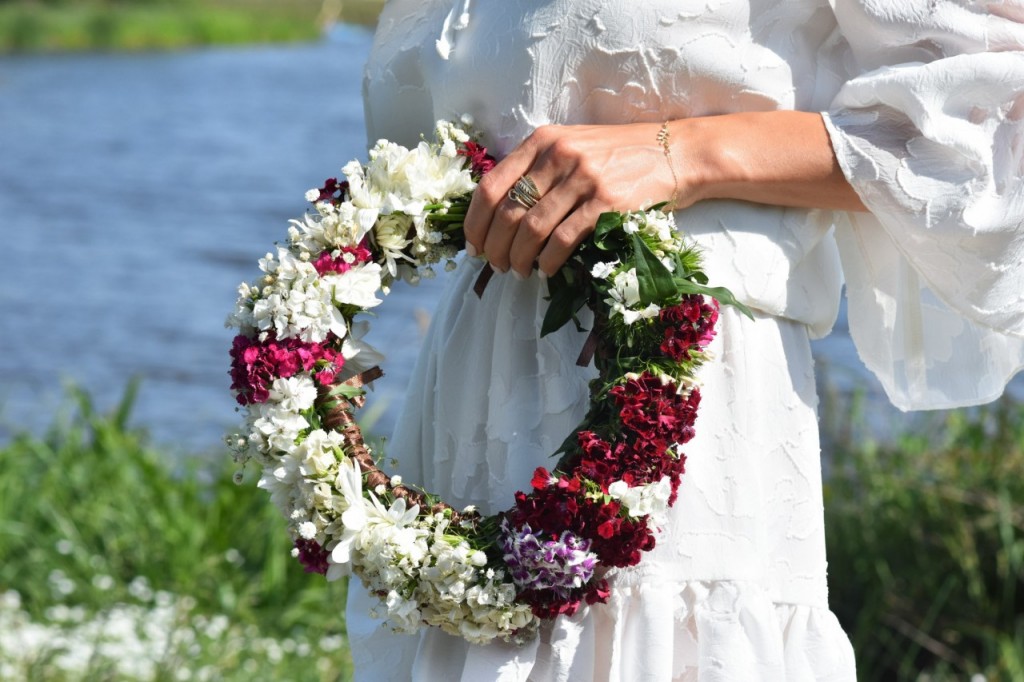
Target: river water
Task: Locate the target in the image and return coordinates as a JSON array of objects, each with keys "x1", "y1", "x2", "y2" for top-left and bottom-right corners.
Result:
[{"x1": 0, "y1": 25, "x2": 1004, "y2": 454}]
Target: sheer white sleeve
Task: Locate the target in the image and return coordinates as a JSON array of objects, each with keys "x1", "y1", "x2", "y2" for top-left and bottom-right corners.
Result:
[{"x1": 823, "y1": 0, "x2": 1024, "y2": 410}]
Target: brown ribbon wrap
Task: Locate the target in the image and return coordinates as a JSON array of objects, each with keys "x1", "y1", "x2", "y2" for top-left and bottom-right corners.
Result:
[{"x1": 315, "y1": 366, "x2": 469, "y2": 521}]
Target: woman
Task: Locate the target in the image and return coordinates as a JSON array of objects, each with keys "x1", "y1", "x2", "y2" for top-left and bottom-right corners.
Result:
[{"x1": 348, "y1": 1, "x2": 1024, "y2": 680}]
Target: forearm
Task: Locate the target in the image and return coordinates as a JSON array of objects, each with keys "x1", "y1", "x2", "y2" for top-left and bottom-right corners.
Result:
[
  {"x1": 673, "y1": 111, "x2": 867, "y2": 213},
  {"x1": 464, "y1": 111, "x2": 867, "y2": 277}
]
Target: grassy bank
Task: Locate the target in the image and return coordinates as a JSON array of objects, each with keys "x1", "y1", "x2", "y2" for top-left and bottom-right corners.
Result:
[
  {"x1": 0, "y1": 0, "x2": 386, "y2": 54},
  {"x1": 825, "y1": 396, "x2": 1024, "y2": 680},
  {"x1": 0, "y1": 383, "x2": 352, "y2": 680},
  {"x1": 1, "y1": 384, "x2": 1022, "y2": 679}
]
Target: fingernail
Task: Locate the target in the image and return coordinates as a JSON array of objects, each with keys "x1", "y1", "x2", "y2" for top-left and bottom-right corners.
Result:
[
  {"x1": 465, "y1": 243, "x2": 478, "y2": 257},
  {"x1": 511, "y1": 270, "x2": 525, "y2": 281},
  {"x1": 537, "y1": 270, "x2": 548, "y2": 281}
]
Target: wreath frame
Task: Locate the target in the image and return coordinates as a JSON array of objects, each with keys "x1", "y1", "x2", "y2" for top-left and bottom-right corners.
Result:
[{"x1": 227, "y1": 119, "x2": 749, "y2": 644}]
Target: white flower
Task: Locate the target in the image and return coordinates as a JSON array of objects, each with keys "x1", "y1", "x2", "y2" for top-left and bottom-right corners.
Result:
[
  {"x1": 340, "y1": 320, "x2": 386, "y2": 376},
  {"x1": 384, "y1": 590, "x2": 422, "y2": 632},
  {"x1": 289, "y1": 200, "x2": 370, "y2": 253},
  {"x1": 267, "y1": 375, "x2": 317, "y2": 413},
  {"x1": 325, "y1": 457, "x2": 365, "y2": 579},
  {"x1": 295, "y1": 429, "x2": 345, "y2": 478},
  {"x1": 226, "y1": 281, "x2": 257, "y2": 333},
  {"x1": 298, "y1": 521, "x2": 317, "y2": 540},
  {"x1": 354, "y1": 138, "x2": 475, "y2": 218},
  {"x1": 373, "y1": 213, "x2": 414, "y2": 277},
  {"x1": 257, "y1": 453, "x2": 304, "y2": 515},
  {"x1": 642, "y1": 209, "x2": 676, "y2": 244},
  {"x1": 251, "y1": 247, "x2": 347, "y2": 342},
  {"x1": 590, "y1": 260, "x2": 619, "y2": 279},
  {"x1": 324, "y1": 262, "x2": 383, "y2": 310},
  {"x1": 609, "y1": 269, "x2": 641, "y2": 307},
  {"x1": 608, "y1": 476, "x2": 673, "y2": 526},
  {"x1": 435, "y1": 118, "x2": 471, "y2": 145},
  {"x1": 305, "y1": 188, "x2": 320, "y2": 202},
  {"x1": 250, "y1": 404, "x2": 309, "y2": 455},
  {"x1": 605, "y1": 268, "x2": 661, "y2": 325},
  {"x1": 621, "y1": 303, "x2": 662, "y2": 325}
]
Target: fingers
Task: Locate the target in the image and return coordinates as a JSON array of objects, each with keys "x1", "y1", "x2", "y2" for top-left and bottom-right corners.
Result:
[
  {"x1": 463, "y1": 136, "x2": 540, "y2": 258},
  {"x1": 507, "y1": 187, "x2": 579, "y2": 276},
  {"x1": 480, "y1": 194, "x2": 528, "y2": 273},
  {"x1": 535, "y1": 200, "x2": 604, "y2": 277},
  {"x1": 464, "y1": 125, "x2": 605, "y2": 278}
]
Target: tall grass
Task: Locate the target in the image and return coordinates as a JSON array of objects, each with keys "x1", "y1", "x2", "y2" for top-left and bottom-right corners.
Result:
[
  {"x1": 825, "y1": 396, "x2": 1024, "y2": 681},
  {"x1": 0, "y1": 0, "x2": 386, "y2": 54},
  {"x1": 0, "y1": 382, "x2": 352, "y2": 680},
  {"x1": 2, "y1": 381, "x2": 1022, "y2": 679}
]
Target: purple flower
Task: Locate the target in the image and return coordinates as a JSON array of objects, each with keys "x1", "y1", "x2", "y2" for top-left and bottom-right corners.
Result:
[{"x1": 499, "y1": 520, "x2": 598, "y2": 598}]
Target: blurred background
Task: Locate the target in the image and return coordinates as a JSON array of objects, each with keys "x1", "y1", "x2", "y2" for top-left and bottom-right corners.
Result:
[{"x1": 0, "y1": 2, "x2": 1021, "y2": 680}]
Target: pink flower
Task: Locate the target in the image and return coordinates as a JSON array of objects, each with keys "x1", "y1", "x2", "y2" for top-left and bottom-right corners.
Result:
[
  {"x1": 229, "y1": 333, "x2": 343, "y2": 405},
  {"x1": 312, "y1": 245, "x2": 373, "y2": 276}
]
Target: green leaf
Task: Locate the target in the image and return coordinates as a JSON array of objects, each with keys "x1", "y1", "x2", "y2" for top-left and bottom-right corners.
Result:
[
  {"x1": 541, "y1": 268, "x2": 590, "y2": 337},
  {"x1": 326, "y1": 383, "x2": 365, "y2": 399},
  {"x1": 675, "y1": 279, "x2": 754, "y2": 319},
  {"x1": 592, "y1": 212, "x2": 624, "y2": 250},
  {"x1": 631, "y1": 234, "x2": 676, "y2": 305}
]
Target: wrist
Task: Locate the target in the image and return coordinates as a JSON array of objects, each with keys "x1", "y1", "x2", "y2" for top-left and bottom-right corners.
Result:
[{"x1": 672, "y1": 115, "x2": 750, "y2": 205}]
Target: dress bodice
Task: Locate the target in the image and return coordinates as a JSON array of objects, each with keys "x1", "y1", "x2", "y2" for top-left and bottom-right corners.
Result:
[
  {"x1": 364, "y1": 0, "x2": 848, "y2": 338},
  {"x1": 363, "y1": 0, "x2": 1024, "y2": 410}
]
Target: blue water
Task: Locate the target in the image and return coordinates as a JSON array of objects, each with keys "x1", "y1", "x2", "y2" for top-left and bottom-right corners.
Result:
[{"x1": 0, "y1": 25, "x2": 1007, "y2": 454}]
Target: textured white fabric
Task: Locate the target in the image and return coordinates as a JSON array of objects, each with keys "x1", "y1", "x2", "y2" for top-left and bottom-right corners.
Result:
[{"x1": 348, "y1": 1, "x2": 1024, "y2": 679}]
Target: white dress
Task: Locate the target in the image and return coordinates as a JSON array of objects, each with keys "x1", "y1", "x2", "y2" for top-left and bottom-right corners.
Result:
[{"x1": 347, "y1": 2, "x2": 1024, "y2": 680}]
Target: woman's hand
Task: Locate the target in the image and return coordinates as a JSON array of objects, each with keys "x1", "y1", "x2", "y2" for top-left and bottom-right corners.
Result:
[
  {"x1": 463, "y1": 112, "x2": 865, "y2": 280},
  {"x1": 463, "y1": 123, "x2": 683, "y2": 279}
]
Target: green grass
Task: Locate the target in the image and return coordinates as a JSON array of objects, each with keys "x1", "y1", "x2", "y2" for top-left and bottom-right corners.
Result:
[
  {"x1": 0, "y1": 0, "x2": 387, "y2": 54},
  {"x1": 3, "y1": 381, "x2": 1022, "y2": 680},
  {"x1": 825, "y1": 395, "x2": 1024, "y2": 681},
  {"x1": 0, "y1": 382, "x2": 352, "y2": 680}
]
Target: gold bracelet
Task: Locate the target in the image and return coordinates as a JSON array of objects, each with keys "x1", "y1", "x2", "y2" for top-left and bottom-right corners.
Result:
[{"x1": 657, "y1": 121, "x2": 680, "y2": 210}]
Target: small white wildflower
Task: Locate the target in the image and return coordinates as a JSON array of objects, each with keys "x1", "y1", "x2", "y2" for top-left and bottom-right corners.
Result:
[
  {"x1": 590, "y1": 260, "x2": 618, "y2": 279},
  {"x1": 298, "y1": 521, "x2": 318, "y2": 540},
  {"x1": 390, "y1": 475, "x2": 403, "y2": 486},
  {"x1": 55, "y1": 539, "x2": 73, "y2": 555},
  {"x1": 92, "y1": 574, "x2": 115, "y2": 591},
  {"x1": 305, "y1": 189, "x2": 320, "y2": 202},
  {"x1": 128, "y1": 576, "x2": 153, "y2": 602},
  {"x1": 375, "y1": 484, "x2": 387, "y2": 495}
]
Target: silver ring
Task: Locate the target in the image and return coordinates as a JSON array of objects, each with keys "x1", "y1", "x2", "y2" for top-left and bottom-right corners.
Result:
[{"x1": 508, "y1": 174, "x2": 542, "y2": 209}]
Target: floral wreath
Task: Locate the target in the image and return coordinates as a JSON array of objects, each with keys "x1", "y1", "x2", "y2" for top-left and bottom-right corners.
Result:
[{"x1": 227, "y1": 118, "x2": 749, "y2": 645}]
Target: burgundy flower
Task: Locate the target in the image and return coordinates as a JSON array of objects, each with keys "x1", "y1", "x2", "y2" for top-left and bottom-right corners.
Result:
[
  {"x1": 294, "y1": 539, "x2": 330, "y2": 575},
  {"x1": 658, "y1": 296, "x2": 720, "y2": 361},
  {"x1": 229, "y1": 333, "x2": 343, "y2": 405},
  {"x1": 458, "y1": 141, "x2": 497, "y2": 176},
  {"x1": 315, "y1": 177, "x2": 350, "y2": 203}
]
